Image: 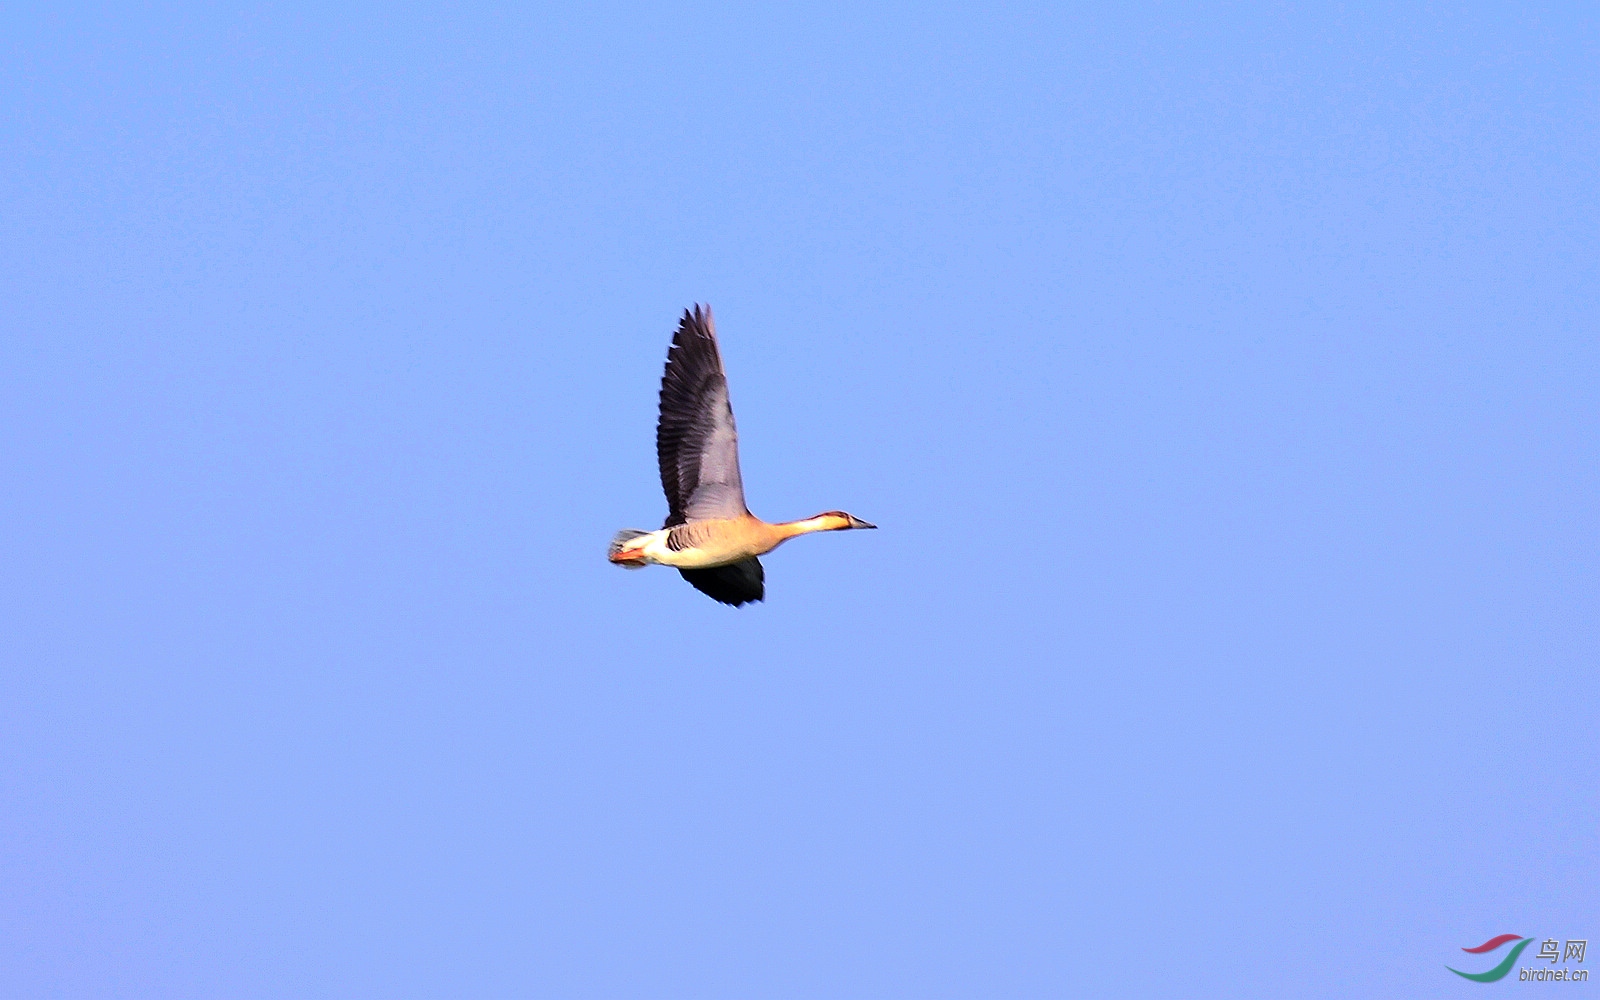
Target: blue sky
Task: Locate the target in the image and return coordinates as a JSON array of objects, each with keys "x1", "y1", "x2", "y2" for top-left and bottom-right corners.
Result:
[{"x1": 2, "y1": 5, "x2": 1595, "y2": 997}]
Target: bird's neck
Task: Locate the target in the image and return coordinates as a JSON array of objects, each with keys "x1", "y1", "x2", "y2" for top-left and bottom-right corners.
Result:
[{"x1": 776, "y1": 513, "x2": 849, "y2": 538}]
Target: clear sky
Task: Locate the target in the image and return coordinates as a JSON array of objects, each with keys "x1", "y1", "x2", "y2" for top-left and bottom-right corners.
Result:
[{"x1": 2, "y1": 6, "x2": 1595, "y2": 997}]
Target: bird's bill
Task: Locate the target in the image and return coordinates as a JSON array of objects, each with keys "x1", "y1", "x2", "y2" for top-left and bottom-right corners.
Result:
[{"x1": 846, "y1": 515, "x2": 877, "y2": 529}]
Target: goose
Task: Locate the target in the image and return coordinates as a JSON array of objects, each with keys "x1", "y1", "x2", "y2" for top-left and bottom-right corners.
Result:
[{"x1": 608, "y1": 304, "x2": 875, "y2": 606}]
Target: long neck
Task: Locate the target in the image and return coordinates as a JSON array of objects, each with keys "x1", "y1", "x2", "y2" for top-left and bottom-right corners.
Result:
[{"x1": 776, "y1": 513, "x2": 849, "y2": 539}]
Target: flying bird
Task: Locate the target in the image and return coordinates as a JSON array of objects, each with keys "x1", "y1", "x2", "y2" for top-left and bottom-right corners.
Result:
[{"x1": 608, "y1": 305, "x2": 875, "y2": 606}]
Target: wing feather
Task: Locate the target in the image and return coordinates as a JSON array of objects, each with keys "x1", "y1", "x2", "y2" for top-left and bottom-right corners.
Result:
[
  {"x1": 657, "y1": 305, "x2": 747, "y2": 527},
  {"x1": 678, "y1": 558, "x2": 764, "y2": 606}
]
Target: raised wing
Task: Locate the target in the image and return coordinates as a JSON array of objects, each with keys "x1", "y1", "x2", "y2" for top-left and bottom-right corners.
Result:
[
  {"x1": 679, "y1": 558, "x2": 764, "y2": 606},
  {"x1": 656, "y1": 305, "x2": 747, "y2": 526}
]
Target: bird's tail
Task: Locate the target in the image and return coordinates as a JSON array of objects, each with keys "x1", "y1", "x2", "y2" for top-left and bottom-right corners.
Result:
[{"x1": 608, "y1": 529, "x2": 651, "y2": 569}]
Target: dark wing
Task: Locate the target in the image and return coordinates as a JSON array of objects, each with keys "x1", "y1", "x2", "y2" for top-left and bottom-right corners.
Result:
[
  {"x1": 678, "y1": 558, "x2": 764, "y2": 607},
  {"x1": 657, "y1": 305, "x2": 747, "y2": 527}
]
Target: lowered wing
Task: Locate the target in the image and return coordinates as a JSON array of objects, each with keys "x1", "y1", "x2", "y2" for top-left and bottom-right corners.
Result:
[{"x1": 679, "y1": 558, "x2": 764, "y2": 606}]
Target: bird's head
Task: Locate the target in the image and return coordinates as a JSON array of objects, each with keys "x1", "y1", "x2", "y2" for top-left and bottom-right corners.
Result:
[{"x1": 813, "y1": 510, "x2": 877, "y2": 531}]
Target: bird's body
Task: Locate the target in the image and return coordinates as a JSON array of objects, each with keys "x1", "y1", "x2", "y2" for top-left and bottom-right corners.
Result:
[
  {"x1": 609, "y1": 305, "x2": 874, "y2": 606},
  {"x1": 613, "y1": 512, "x2": 863, "y2": 570}
]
